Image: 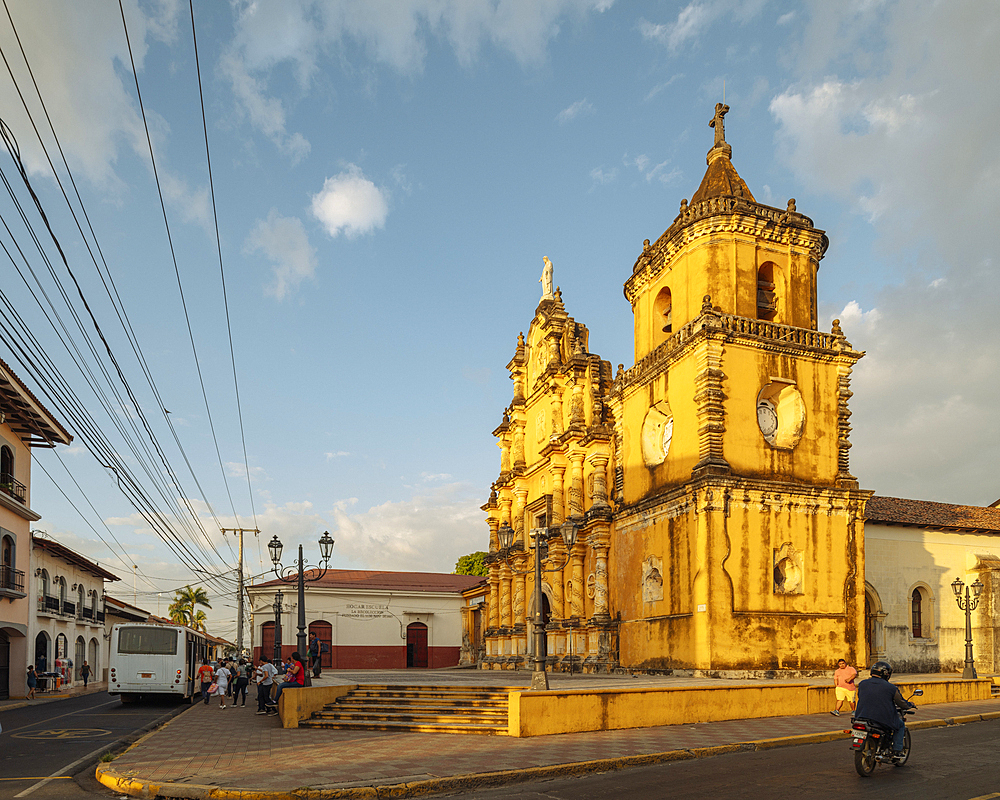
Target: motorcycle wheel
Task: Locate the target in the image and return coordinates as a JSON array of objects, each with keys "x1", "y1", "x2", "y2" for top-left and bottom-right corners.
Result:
[
  {"x1": 855, "y1": 737, "x2": 877, "y2": 777},
  {"x1": 893, "y1": 729, "x2": 911, "y2": 767}
]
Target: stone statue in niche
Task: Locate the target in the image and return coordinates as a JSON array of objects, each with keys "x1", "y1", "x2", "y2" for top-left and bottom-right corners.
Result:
[
  {"x1": 773, "y1": 542, "x2": 804, "y2": 595},
  {"x1": 642, "y1": 555, "x2": 664, "y2": 602}
]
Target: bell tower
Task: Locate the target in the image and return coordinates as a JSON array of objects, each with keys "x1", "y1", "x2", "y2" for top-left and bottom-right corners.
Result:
[{"x1": 609, "y1": 105, "x2": 871, "y2": 673}]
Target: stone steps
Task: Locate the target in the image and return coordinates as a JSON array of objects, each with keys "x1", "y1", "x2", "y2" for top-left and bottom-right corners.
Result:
[{"x1": 300, "y1": 684, "x2": 512, "y2": 735}]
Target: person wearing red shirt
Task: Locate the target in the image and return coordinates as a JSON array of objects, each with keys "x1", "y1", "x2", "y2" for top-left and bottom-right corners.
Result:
[
  {"x1": 197, "y1": 662, "x2": 215, "y2": 705},
  {"x1": 272, "y1": 652, "x2": 305, "y2": 706}
]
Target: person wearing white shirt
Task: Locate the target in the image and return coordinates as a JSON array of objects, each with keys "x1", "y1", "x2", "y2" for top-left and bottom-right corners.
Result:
[
  {"x1": 254, "y1": 657, "x2": 279, "y2": 714},
  {"x1": 214, "y1": 662, "x2": 232, "y2": 709}
]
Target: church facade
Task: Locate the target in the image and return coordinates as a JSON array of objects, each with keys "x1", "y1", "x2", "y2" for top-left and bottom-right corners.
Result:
[{"x1": 481, "y1": 105, "x2": 872, "y2": 674}]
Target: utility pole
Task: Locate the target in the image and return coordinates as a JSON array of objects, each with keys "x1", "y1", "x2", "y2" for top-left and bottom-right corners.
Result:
[{"x1": 222, "y1": 528, "x2": 259, "y2": 656}]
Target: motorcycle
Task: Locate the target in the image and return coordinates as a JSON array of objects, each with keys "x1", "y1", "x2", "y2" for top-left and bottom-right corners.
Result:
[{"x1": 850, "y1": 688, "x2": 923, "y2": 777}]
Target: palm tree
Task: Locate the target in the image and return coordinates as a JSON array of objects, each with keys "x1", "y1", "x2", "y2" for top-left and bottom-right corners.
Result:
[
  {"x1": 167, "y1": 598, "x2": 190, "y2": 626},
  {"x1": 168, "y1": 585, "x2": 212, "y2": 629}
]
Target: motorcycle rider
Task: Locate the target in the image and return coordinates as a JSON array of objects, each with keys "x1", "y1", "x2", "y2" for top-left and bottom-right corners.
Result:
[{"x1": 854, "y1": 660, "x2": 915, "y2": 756}]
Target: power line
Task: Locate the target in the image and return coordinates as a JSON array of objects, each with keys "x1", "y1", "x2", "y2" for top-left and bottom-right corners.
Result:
[
  {"x1": 188, "y1": 0, "x2": 260, "y2": 535},
  {"x1": 117, "y1": 0, "x2": 244, "y2": 547}
]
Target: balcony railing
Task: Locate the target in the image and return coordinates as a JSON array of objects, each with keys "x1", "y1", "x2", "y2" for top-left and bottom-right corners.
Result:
[
  {"x1": 0, "y1": 565, "x2": 24, "y2": 593},
  {"x1": 39, "y1": 595, "x2": 60, "y2": 613},
  {"x1": 0, "y1": 472, "x2": 26, "y2": 504},
  {"x1": 97, "y1": 610, "x2": 105, "y2": 623},
  {"x1": 80, "y1": 605, "x2": 94, "y2": 621},
  {"x1": 62, "y1": 600, "x2": 75, "y2": 616}
]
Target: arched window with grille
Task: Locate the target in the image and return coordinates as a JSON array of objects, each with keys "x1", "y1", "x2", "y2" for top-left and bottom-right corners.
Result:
[
  {"x1": 911, "y1": 588, "x2": 923, "y2": 638},
  {"x1": 909, "y1": 585, "x2": 934, "y2": 640}
]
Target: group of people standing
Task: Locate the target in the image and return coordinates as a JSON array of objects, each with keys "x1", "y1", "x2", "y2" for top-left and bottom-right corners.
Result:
[
  {"x1": 24, "y1": 661, "x2": 91, "y2": 698},
  {"x1": 196, "y1": 651, "x2": 311, "y2": 714}
]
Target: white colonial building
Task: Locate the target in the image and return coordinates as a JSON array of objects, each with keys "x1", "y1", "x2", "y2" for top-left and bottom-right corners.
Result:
[
  {"x1": 864, "y1": 496, "x2": 1000, "y2": 674},
  {"x1": 29, "y1": 534, "x2": 119, "y2": 688},
  {"x1": 248, "y1": 569, "x2": 485, "y2": 670}
]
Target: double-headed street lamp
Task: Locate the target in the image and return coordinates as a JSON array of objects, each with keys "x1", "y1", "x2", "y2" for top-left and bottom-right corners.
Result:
[
  {"x1": 496, "y1": 520, "x2": 578, "y2": 690},
  {"x1": 951, "y1": 576, "x2": 984, "y2": 679},
  {"x1": 268, "y1": 531, "x2": 335, "y2": 686}
]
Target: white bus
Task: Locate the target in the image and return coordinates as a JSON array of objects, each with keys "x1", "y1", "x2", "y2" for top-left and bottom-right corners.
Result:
[{"x1": 109, "y1": 622, "x2": 209, "y2": 703}]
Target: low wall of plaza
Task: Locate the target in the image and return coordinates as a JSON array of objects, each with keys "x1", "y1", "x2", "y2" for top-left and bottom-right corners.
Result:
[{"x1": 506, "y1": 678, "x2": 995, "y2": 737}]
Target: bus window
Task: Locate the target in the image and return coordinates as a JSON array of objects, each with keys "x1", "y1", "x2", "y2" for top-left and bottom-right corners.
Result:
[{"x1": 117, "y1": 627, "x2": 178, "y2": 655}]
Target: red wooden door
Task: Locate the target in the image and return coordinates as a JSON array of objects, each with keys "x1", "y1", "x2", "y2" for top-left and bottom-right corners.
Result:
[
  {"x1": 406, "y1": 623, "x2": 428, "y2": 668},
  {"x1": 308, "y1": 621, "x2": 333, "y2": 668}
]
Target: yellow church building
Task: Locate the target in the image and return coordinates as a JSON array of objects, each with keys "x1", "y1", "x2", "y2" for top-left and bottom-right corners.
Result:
[{"x1": 481, "y1": 104, "x2": 872, "y2": 674}]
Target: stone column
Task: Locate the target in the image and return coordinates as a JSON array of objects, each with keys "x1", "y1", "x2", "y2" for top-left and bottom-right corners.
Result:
[
  {"x1": 513, "y1": 485, "x2": 528, "y2": 547},
  {"x1": 488, "y1": 517, "x2": 500, "y2": 555},
  {"x1": 548, "y1": 542, "x2": 565, "y2": 622},
  {"x1": 568, "y1": 450, "x2": 585, "y2": 518},
  {"x1": 512, "y1": 417, "x2": 525, "y2": 469},
  {"x1": 590, "y1": 528, "x2": 611, "y2": 622},
  {"x1": 588, "y1": 452, "x2": 610, "y2": 509},
  {"x1": 550, "y1": 381, "x2": 563, "y2": 438},
  {"x1": 489, "y1": 572, "x2": 500, "y2": 630},
  {"x1": 569, "y1": 379, "x2": 585, "y2": 427},
  {"x1": 499, "y1": 434, "x2": 510, "y2": 473},
  {"x1": 500, "y1": 564, "x2": 512, "y2": 629},
  {"x1": 551, "y1": 465, "x2": 566, "y2": 526},
  {"x1": 571, "y1": 545, "x2": 585, "y2": 619},
  {"x1": 513, "y1": 565, "x2": 526, "y2": 627},
  {"x1": 499, "y1": 493, "x2": 512, "y2": 529}
]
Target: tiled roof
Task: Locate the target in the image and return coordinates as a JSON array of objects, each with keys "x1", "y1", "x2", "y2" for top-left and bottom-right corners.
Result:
[
  {"x1": 865, "y1": 495, "x2": 1000, "y2": 533},
  {"x1": 33, "y1": 535, "x2": 120, "y2": 581},
  {"x1": 253, "y1": 569, "x2": 485, "y2": 594},
  {"x1": 0, "y1": 354, "x2": 72, "y2": 446},
  {"x1": 105, "y1": 595, "x2": 151, "y2": 618}
]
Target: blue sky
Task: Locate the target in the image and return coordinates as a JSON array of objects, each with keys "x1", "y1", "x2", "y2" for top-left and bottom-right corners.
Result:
[{"x1": 1, "y1": 0, "x2": 996, "y2": 640}]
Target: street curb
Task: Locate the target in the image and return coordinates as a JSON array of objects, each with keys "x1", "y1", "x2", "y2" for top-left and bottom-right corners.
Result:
[{"x1": 94, "y1": 711, "x2": 1000, "y2": 799}]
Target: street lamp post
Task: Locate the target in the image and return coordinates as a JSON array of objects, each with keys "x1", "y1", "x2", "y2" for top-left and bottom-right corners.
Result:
[
  {"x1": 496, "y1": 521, "x2": 578, "y2": 690},
  {"x1": 268, "y1": 531, "x2": 335, "y2": 687},
  {"x1": 951, "y1": 576, "x2": 984, "y2": 679},
  {"x1": 271, "y1": 590, "x2": 283, "y2": 664}
]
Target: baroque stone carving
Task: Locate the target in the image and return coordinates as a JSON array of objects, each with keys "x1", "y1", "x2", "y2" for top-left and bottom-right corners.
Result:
[{"x1": 642, "y1": 555, "x2": 664, "y2": 602}]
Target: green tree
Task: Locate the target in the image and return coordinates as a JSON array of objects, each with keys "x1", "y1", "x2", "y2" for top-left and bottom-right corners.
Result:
[
  {"x1": 454, "y1": 551, "x2": 488, "y2": 577},
  {"x1": 167, "y1": 584, "x2": 212, "y2": 628}
]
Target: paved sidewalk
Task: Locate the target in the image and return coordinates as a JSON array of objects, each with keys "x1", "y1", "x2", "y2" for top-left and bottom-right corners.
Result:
[
  {"x1": 0, "y1": 680, "x2": 108, "y2": 712},
  {"x1": 98, "y1": 672, "x2": 1000, "y2": 799}
]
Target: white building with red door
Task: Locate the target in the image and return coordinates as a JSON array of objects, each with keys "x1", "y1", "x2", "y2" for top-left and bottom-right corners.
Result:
[{"x1": 247, "y1": 570, "x2": 484, "y2": 669}]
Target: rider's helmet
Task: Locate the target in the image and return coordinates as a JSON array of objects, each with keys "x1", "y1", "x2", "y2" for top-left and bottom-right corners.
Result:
[{"x1": 870, "y1": 660, "x2": 893, "y2": 680}]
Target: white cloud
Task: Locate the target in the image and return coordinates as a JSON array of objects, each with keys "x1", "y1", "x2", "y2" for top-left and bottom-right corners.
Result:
[
  {"x1": 557, "y1": 98, "x2": 595, "y2": 124},
  {"x1": 644, "y1": 75, "x2": 681, "y2": 102},
  {"x1": 224, "y1": 461, "x2": 267, "y2": 480},
  {"x1": 223, "y1": 0, "x2": 611, "y2": 154},
  {"x1": 324, "y1": 451, "x2": 350, "y2": 459},
  {"x1": 244, "y1": 209, "x2": 318, "y2": 299},
  {"x1": 589, "y1": 166, "x2": 618, "y2": 185},
  {"x1": 771, "y1": 1, "x2": 1000, "y2": 505},
  {"x1": 624, "y1": 153, "x2": 680, "y2": 184},
  {"x1": 329, "y1": 482, "x2": 484, "y2": 572},
  {"x1": 310, "y1": 165, "x2": 389, "y2": 238},
  {"x1": 0, "y1": 0, "x2": 178, "y2": 188}
]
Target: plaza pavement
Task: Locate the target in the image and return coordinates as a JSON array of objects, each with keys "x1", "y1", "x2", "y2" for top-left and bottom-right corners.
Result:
[{"x1": 97, "y1": 670, "x2": 1000, "y2": 799}]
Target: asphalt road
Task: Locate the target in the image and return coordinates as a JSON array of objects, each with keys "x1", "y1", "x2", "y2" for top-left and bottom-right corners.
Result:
[
  {"x1": 448, "y1": 719, "x2": 1000, "y2": 800},
  {"x1": 0, "y1": 691, "x2": 190, "y2": 800}
]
